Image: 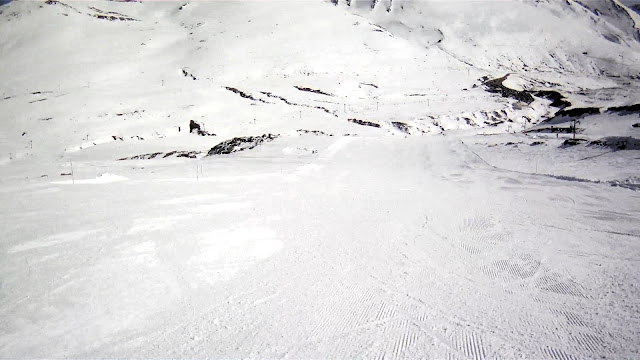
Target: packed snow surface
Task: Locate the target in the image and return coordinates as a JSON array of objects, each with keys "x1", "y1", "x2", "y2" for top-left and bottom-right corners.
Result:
[{"x1": 1, "y1": 0, "x2": 640, "y2": 358}]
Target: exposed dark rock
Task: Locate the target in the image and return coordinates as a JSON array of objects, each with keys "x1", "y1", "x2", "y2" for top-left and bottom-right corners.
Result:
[
  {"x1": 44, "y1": 0, "x2": 79, "y2": 11},
  {"x1": 609, "y1": 177, "x2": 640, "y2": 191},
  {"x1": 260, "y1": 91, "x2": 337, "y2": 116},
  {"x1": 176, "y1": 151, "x2": 199, "y2": 158},
  {"x1": 119, "y1": 150, "x2": 202, "y2": 160},
  {"x1": 430, "y1": 118, "x2": 445, "y2": 132},
  {"x1": 534, "y1": 90, "x2": 571, "y2": 109},
  {"x1": 560, "y1": 138, "x2": 587, "y2": 148},
  {"x1": 115, "y1": 110, "x2": 143, "y2": 117},
  {"x1": 587, "y1": 137, "x2": 640, "y2": 151},
  {"x1": 526, "y1": 126, "x2": 574, "y2": 134},
  {"x1": 92, "y1": 14, "x2": 138, "y2": 21},
  {"x1": 530, "y1": 141, "x2": 545, "y2": 146},
  {"x1": 348, "y1": 118, "x2": 381, "y2": 128},
  {"x1": 206, "y1": 134, "x2": 279, "y2": 156},
  {"x1": 88, "y1": 6, "x2": 136, "y2": 19},
  {"x1": 607, "y1": 103, "x2": 640, "y2": 115},
  {"x1": 555, "y1": 107, "x2": 600, "y2": 118},
  {"x1": 189, "y1": 120, "x2": 201, "y2": 133},
  {"x1": 462, "y1": 117, "x2": 476, "y2": 127},
  {"x1": 392, "y1": 121, "x2": 411, "y2": 134},
  {"x1": 111, "y1": 135, "x2": 123, "y2": 141},
  {"x1": 633, "y1": 123, "x2": 640, "y2": 128},
  {"x1": 540, "y1": 106, "x2": 601, "y2": 126},
  {"x1": 225, "y1": 87, "x2": 267, "y2": 103},
  {"x1": 261, "y1": 91, "x2": 295, "y2": 106},
  {"x1": 181, "y1": 69, "x2": 197, "y2": 80},
  {"x1": 46, "y1": 0, "x2": 138, "y2": 20},
  {"x1": 297, "y1": 129, "x2": 333, "y2": 136},
  {"x1": 294, "y1": 86, "x2": 334, "y2": 97},
  {"x1": 121, "y1": 152, "x2": 163, "y2": 160},
  {"x1": 482, "y1": 75, "x2": 534, "y2": 104},
  {"x1": 189, "y1": 120, "x2": 216, "y2": 136}
]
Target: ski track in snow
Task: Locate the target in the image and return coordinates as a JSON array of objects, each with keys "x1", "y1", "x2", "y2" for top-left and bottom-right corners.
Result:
[
  {"x1": 1, "y1": 0, "x2": 640, "y2": 357},
  {"x1": 1, "y1": 136, "x2": 639, "y2": 358}
]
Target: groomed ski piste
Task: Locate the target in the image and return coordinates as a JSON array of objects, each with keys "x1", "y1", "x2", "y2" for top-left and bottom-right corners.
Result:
[{"x1": 1, "y1": 0, "x2": 640, "y2": 358}]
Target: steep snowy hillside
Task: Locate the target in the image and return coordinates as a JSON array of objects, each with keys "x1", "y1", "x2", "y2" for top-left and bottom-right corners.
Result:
[{"x1": 1, "y1": 0, "x2": 640, "y2": 359}]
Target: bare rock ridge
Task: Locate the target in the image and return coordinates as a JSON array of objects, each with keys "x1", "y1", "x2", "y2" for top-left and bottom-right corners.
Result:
[{"x1": 206, "y1": 134, "x2": 279, "y2": 156}]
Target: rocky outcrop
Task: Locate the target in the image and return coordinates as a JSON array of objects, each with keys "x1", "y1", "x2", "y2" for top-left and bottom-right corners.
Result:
[
  {"x1": 294, "y1": 86, "x2": 334, "y2": 97},
  {"x1": 607, "y1": 103, "x2": 640, "y2": 115},
  {"x1": 391, "y1": 122, "x2": 411, "y2": 134},
  {"x1": 206, "y1": 134, "x2": 279, "y2": 156},
  {"x1": 224, "y1": 87, "x2": 267, "y2": 103},
  {"x1": 297, "y1": 129, "x2": 334, "y2": 136},
  {"x1": 555, "y1": 107, "x2": 600, "y2": 118},
  {"x1": 189, "y1": 120, "x2": 216, "y2": 136},
  {"x1": 482, "y1": 75, "x2": 534, "y2": 104},
  {"x1": 260, "y1": 91, "x2": 336, "y2": 116},
  {"x1": 119, "y1": 150, "x2": 201, "y2": 160},
  {"x1": 348, "y1": 118, "x2": 381, "y2": 128},
  {"x1": 587, "y1": 136, "x2": 640, "y2": 150},
  {"x1": 534, "y1": 90, "x2": 571, "y2": 109}
]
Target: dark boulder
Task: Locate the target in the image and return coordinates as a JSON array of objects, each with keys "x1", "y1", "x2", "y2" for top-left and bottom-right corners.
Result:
[{"x1": 189, "y1": 120, "x2": 216, "y2": 136}]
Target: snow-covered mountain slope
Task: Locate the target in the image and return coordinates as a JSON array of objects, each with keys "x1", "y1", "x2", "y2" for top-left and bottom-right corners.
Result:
[
  {"x1": 1, "y1": 0, "x2": 640, "y2": 162},
  {"x1": 1, "y1": 0, "x2": 640, "y2": 358}
]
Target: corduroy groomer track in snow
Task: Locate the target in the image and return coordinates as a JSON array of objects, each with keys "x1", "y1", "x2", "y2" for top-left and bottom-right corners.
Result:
[{"x1": 1, "y1": 0, "x2": 639, "y2": 358}]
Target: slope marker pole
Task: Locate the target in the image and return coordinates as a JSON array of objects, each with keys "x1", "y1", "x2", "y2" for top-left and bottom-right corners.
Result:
[{"x1": 70, "y1": 161, "x2": 75, "y2": 185}]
